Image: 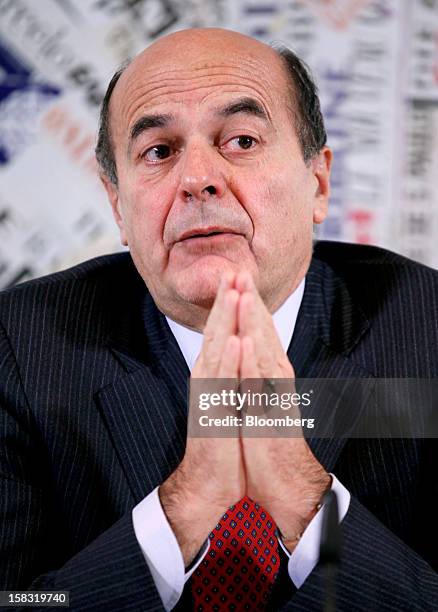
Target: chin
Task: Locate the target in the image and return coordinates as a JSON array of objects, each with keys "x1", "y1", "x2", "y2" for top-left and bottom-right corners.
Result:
[
  {"x1": 172, "y1": 259, "x2": 234, "y2": 307},
  {"x1": 175, "y1": 274, "x2": 221, "y2": 308}
]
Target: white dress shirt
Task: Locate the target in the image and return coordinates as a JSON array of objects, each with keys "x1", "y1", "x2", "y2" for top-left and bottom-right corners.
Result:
[{"x1": 132, "y1": 278, "x2": 350, "y2": 610}]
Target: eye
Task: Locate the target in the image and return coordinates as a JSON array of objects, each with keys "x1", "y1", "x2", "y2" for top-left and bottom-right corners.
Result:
[
  {"x1": 142, "y1": 144, "x2": 172, "y2": 162},
  {"x1": 226, "y1": 135, "x2": 258, "y2": 151}
]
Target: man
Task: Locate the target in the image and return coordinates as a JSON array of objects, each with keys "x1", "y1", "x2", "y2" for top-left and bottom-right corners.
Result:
[{"x1": 0, "y1": 27, "x2": 437, "y2": 611}]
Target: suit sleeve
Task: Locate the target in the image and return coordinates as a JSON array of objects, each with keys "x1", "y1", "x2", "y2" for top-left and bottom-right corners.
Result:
[
  {"x1": 280, "y1": 496, "x2": 438, "y2": 611},
  {"x1": 0, "y1": 321, "x2": 165, "y2": 611}
]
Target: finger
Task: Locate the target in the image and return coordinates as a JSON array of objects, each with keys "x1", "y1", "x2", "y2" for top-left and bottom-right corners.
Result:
[
  {"x1": 218, "y1": 335, "x2": 241, "y2": 378},
  {"x1": 240, "y1": 335, "x2": 259, "y2": 379},
  {"x1": 203, "y1": 271, "x2": 235, "y2": 333},
  {"x1": 206, "y1": 273, "x2": 236, "y2": 338},
  {"x1": 238, "y1": 275, "x2": 280, "y2": 347},
  {"x1": 238, "y1": 273, "x2": 288, "y2": 375},
  {"x1": 192, "y1": 273, "x2": 234, "y2": 376},
  {"x1": 199, "y1": 271, "x2": 235, "y2": 342},
  {"x1": 198, "y1": 288, "x2": 239, "y2": 376},
  {"x1": 207, "y1": 335, "x2": 240, "y2": 423},
  {"x1": 240, "y1": 336, "x2": 265, "y2": 419},
  {"x1": 238, "y1": 291, "x2": 276, "y2": 378}
]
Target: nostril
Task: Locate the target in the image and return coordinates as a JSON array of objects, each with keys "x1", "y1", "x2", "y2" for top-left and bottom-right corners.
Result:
[{"x1": 183, "y1": 186, "x2": 216, "y2": 199}]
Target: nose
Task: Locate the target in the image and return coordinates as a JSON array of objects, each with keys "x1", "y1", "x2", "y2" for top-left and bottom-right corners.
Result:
[{"x1": 178, "y1": 139, "x2": 227, "y2": 202}]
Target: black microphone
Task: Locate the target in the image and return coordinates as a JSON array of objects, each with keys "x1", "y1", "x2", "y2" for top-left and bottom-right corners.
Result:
[{"x1": 319, "y1": 489, "x2": 341, "y2": 612}]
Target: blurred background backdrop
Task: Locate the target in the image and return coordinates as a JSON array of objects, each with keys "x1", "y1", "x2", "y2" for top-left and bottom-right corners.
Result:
[{"x1": 1, "y1": 0, "x2": 437, "y2": 289}]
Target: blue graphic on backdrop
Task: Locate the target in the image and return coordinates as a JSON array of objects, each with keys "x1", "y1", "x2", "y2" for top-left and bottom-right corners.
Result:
[{"x1": 0, "y1": 42, "x2": 61, "y2": 165}]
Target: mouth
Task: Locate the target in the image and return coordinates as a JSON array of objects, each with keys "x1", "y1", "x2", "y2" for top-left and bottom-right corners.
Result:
[{"x1": 178, "y1": 228, "x2": 241, "y2": 242}]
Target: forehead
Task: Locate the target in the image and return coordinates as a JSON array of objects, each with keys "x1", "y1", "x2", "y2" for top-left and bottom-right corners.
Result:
[{"x1": 110, "y1": 34, "x2": 290, "y2": 143}]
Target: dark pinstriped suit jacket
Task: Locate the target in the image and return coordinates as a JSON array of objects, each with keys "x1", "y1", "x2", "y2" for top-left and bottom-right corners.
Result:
[{"x1": 1, "y1": 241, "x2": 438, "y2": 611}]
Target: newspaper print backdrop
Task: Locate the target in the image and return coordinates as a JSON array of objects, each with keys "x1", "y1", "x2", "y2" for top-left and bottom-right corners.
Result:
[{"x1": 0, "y1": 0, "x2": 437, "y2": 288}]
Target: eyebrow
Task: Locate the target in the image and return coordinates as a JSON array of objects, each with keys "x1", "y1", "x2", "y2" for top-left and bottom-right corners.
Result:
[
  {"x1": 127, "y1": 97, "x2": 269, "y2": 152},
  {"x1": 215, "y1": 97, "x2": 269, "y2": 121},
  {"x1": 130, "y1": 113, "x2": 173, "y2": 143}
]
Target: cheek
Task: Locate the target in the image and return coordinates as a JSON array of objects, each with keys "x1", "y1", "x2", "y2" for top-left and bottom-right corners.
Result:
[
  {"x1": 122, "y1": 177, "x2": 172, "y2": 244},
  {"x1": 243, "y1": 166, "x2": 313, "y2": 248}
]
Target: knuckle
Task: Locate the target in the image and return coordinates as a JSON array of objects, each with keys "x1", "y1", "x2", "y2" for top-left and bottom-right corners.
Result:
[
  {"x1": 278, "y1": 358, "x2": 293, "y2": 376},
  {"x1": 257, "y1": 356, "x2": 272, "y2": 372},
  {"x1": 206, "y1": 354, "x2": 221, "y2": 370},
  {"x1": 203, "y1": 330, "x2": 215, "y2": 344}
]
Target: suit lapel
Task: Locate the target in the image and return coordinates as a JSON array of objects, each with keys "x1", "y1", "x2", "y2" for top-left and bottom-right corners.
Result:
[
  {"x1": 95, "y1": 265, "x2": 190, "y2": 503},
  {"x1": 288, "y1": 255, "x2": 373, "y2": 471}
]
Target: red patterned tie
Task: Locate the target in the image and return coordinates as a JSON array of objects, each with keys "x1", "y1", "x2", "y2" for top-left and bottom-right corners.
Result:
[{"x1": 192, "y1": 496, "x2": 279, "y2": 611}]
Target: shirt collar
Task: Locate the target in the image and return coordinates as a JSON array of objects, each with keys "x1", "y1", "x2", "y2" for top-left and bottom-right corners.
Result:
[{"x1": 166, "y1": 278, "x2": 305, "y2": 373}]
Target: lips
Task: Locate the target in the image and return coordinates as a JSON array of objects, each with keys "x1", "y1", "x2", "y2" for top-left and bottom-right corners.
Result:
[{"x1": 178, "y1": 227, "x2": 240, "y2": 242}]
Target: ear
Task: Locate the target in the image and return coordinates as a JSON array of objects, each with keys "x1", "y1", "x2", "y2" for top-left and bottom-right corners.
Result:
[
  {"x1": 100, "y1": 174, "x2": 128, "y2": 246},
  {"x1": 310, "y1": 147, "x2": 332, "y2": 225}
]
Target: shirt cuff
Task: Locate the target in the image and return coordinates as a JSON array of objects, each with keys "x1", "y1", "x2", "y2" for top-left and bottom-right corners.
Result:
[
  {"x1": 277, "y1": 474, "x2": 350, "y2": 589},
  {"x1": 132, "y1": 486, "x2": 209, "y2": 611}
]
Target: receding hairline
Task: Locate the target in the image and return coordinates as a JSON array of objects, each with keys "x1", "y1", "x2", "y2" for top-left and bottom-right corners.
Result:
[
  {"x1": 109, "y1": 32, "x2": 287, "y2": 117},
  {"x1": 107, "y1": 41, "x2": 294, "y2": 138},
  {"x1": 96, "y1": 35, "x2": 325, "y2": 184}
]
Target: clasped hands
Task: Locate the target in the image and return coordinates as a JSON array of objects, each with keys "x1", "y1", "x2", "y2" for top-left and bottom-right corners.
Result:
[{"x1": 160, "y1": 271, "x2": 330, "y2": 566}]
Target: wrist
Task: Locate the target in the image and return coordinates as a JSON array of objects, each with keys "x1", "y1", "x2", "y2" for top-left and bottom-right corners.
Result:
[
  {"x1": 275, "y1": 472, "x2": 332, "y2": 553},
  {"x1": 159, "y1": 469, "x2": 228, "y2": 567}
]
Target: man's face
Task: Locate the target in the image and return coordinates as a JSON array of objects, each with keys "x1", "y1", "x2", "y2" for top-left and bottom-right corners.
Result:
[{"x1": 104, "y1": 29, "x2": 331, "y2": 325}]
